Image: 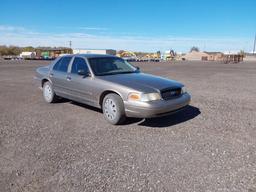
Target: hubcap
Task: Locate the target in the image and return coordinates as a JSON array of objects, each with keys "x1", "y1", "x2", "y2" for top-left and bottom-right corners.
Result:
[
  {"x1": 43, "y1": 84, "x2": 52, "y2": 101},
  {"x1": 104, "y1": 98, "x2": 117, "y2": 120}
]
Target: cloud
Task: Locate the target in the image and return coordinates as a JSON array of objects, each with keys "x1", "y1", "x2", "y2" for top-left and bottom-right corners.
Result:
[
  {"x1": 0, "y1": 25, "x2": 26, "y2": 32},
  {"x1": 55, "y1": 26, "x2": 108, "y2": 31},
  {"x1": 78, "y1": 27, "x2": 108, "y2": 31},
  {"x1": 0, "y1": 25, "x2": 253, "y2": 52}
]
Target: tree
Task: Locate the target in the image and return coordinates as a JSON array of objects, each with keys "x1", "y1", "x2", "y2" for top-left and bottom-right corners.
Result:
[
  {"x1": 0, "y1": 45, "x2": 21, "y2": 56},
  {"x1": 190, "y1": 46, "x2": 200, "y2": 52},
  {"x1": 9, "y1": 46, "x2": 21, "y2": 55},
  {"x1": 22, "y1": 46, "x2": 35, "y2": 52},
  {"x1": 0, "y1": 45, "x2": 8, "y2": 56},
  {"x1": 0, "y1": 45, "x2": 73, "y2": 56}
]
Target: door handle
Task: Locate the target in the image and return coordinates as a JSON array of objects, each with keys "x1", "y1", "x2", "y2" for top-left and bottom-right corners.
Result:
[
  {"x1": 66, "y1": 76, "x2": 71, "y2": 81},
  {"x1": 49, "y1": 73, "x2": 53, "y2": 77}
]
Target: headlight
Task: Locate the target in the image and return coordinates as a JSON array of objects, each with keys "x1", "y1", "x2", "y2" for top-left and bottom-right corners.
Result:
[
  {"x1": 128, "y1": 92, "x2": 161, "y2": 102},
  {"x1": 181, "y1": 86, "x2": 187, "y2": 94},
  {"x1": 141, "y1": 92, "x2": 161, "y2": 101}
]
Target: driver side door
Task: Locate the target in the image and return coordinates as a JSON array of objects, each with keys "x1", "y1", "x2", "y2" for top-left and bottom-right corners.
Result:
[{"x1": 65, "y1": 57, "x2": 95, "y2": 106}]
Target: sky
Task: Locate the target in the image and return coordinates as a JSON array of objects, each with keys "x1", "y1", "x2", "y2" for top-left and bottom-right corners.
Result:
[{"x1": 0, "y1": 0, "x2": 256, "y2": 52}]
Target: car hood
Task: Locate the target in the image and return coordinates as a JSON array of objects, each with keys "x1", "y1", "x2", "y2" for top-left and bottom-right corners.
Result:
[{"x1": 97, "y1": 73, "x2": 183, "y2": 92}]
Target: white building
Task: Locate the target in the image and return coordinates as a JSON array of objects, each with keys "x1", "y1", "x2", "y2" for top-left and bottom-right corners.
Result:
[
  {"x1": 19, "y1": 52, "x2": 36, "y2": 59},
  {"x1": 73, "y1": 49, "x2": 116, "y2": 55}
]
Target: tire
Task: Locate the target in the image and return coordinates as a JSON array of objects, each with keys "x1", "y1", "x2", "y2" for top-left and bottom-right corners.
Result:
[
  {"x1": 102, "y1": 93, "x2": 126, "y2": 125},
  {"x1": 42, "y1": 81, "x2": 58, "y2": 103}
]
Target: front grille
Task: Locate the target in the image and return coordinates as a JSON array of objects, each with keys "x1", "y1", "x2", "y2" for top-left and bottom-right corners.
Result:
[{"x1": 161, "y1": 87, "x2": 182, "y2": 100}]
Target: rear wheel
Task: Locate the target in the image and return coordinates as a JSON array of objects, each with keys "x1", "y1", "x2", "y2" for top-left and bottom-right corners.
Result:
[
  {"x1": 43, "y1": 81, "x2": 58, "y2": 103},
  {"x1": 102, "y1": 93, "x2": 126, "y2": 125}
]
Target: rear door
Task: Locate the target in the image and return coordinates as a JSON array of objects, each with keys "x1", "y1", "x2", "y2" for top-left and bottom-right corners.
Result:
[
  {"x1": 65, "y1": 57, "x2": 95, "y2": 105},
  {"x1": 50, "y1": 56, "x2": 73, "y2": 96}
]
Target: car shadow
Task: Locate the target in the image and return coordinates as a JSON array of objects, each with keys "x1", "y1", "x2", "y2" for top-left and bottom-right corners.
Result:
[
  {"x1": 63, "y1": 99, "x2": 200, "y2": 128},
  {"x1": 70, "y1": 101, "x2": 102, "y2": 113},
  {"x1": 137, "y1": 105, "x2": 200, "y2": 128}
]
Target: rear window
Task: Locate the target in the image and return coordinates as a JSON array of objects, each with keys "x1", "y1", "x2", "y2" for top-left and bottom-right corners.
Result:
[{"x1": 53, "y1": 57, "x2": 72, "y2": 72}]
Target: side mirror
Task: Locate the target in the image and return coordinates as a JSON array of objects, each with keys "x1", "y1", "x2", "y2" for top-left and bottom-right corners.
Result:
[
  {"x1": 78, "y1": 69, "x2": 90, "y2": 76},
  {"x1": 135, "y1": 66, "x2": 140, "y2": 71}
]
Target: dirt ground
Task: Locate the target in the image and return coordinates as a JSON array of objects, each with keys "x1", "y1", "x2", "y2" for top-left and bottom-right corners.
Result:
[{"x1": 0, "y1": 59, "x2": 256, "y2": 192}]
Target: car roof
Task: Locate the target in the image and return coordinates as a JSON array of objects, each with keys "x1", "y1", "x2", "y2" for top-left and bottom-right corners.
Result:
[{"x1": 64, "y1": 54, "x2": 118, "y2": 59}]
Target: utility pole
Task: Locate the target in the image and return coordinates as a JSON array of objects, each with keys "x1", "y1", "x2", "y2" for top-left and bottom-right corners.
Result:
[
  {"x1": 69, "y1": 41, "x2": 72, "y2": 49},
  {"x1": 68, "y1": 41, "x2": 72, "y2": 54},
  {"x1": 253, "y1": 33, "x2": 256, "y2": 55}
]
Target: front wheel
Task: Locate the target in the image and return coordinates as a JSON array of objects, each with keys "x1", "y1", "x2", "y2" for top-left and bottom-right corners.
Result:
[
  {"x1": 102, "y1": 93, "x2": 126, "y2": 125},
  {"x1": 43, "y1": 81, "x2": 58, "y2": 103}
]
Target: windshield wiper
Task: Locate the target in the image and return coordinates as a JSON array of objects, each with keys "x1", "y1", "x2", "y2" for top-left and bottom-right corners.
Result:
[
  {"x1": 97, "y1": 71, "x2": 136, "y2": 76},
  {"x1": 117, "y1": 71, "x2": 136, "y2": 74},
  {"x1": 96, "y1": 72, "x2": 119, "y2": 76}
]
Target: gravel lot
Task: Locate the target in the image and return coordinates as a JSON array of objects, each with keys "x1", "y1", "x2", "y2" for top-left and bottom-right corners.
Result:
[{"x1": 0, "y1": 59, "x2": 256, "y2": 192}]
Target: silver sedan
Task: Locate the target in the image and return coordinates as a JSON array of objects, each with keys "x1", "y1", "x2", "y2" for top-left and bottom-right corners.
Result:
[{"x1": 35, "y1": 54, "x2": 191, "y2": 125}]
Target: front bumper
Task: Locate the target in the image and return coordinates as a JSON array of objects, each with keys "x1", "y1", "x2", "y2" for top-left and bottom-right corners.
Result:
[{"x1": 124, "y1": 93, "x2": 191, "y2": 118}]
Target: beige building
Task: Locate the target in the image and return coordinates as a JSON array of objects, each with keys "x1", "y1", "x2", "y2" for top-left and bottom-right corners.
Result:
[
  {"x1": 73, "y1": 49, "x2": 116, "y2": 55},
  {"x1": 181, "y1": 51, "x2": 224, "y2": 61},
  {"x1": 244, "y1": 56, "x2": 256, "y2": 61},
  {"x1": 204, "y1": 52, "x2": 224, "y2": 61},
  {"x1": 181, "y1": 51, "x2": 210, "y2": 61},
  {"x1": 244, "y1": 53, "x2": 256, "y2": 61}
]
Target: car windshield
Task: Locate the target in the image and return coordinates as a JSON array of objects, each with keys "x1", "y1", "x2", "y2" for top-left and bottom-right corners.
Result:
[{"x1": 88, "y1": 57, "x2": 137, "y2": 76}]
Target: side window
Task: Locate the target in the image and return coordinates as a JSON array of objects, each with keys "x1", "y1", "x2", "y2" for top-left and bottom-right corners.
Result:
[
  {"x1": 53, "y1": 57, "x2": 72, "y2": 72},
  {"x1": 59, "y1": 57, "x2": 72, "y2": 72},
  {"x1": 71, "y1": 57, "x2": 88, "y2": 74},
  {"x1": 53, "y1": 58, "x2": 62, "y2": 71}
]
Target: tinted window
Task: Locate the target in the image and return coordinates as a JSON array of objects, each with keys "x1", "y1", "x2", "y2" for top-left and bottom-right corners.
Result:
[
  {"x1": 53, "y1": 57, "x2": 72, "y2": 72},
  {"x1": 71, "y1": 57, "x2": 88, "y2": 74},
  {"x1": 59, "y1": 57, "x2": 72, "y2": 72},
  {"x1": 53, "y1": 58, "x2": 62, "y2": 70}
]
